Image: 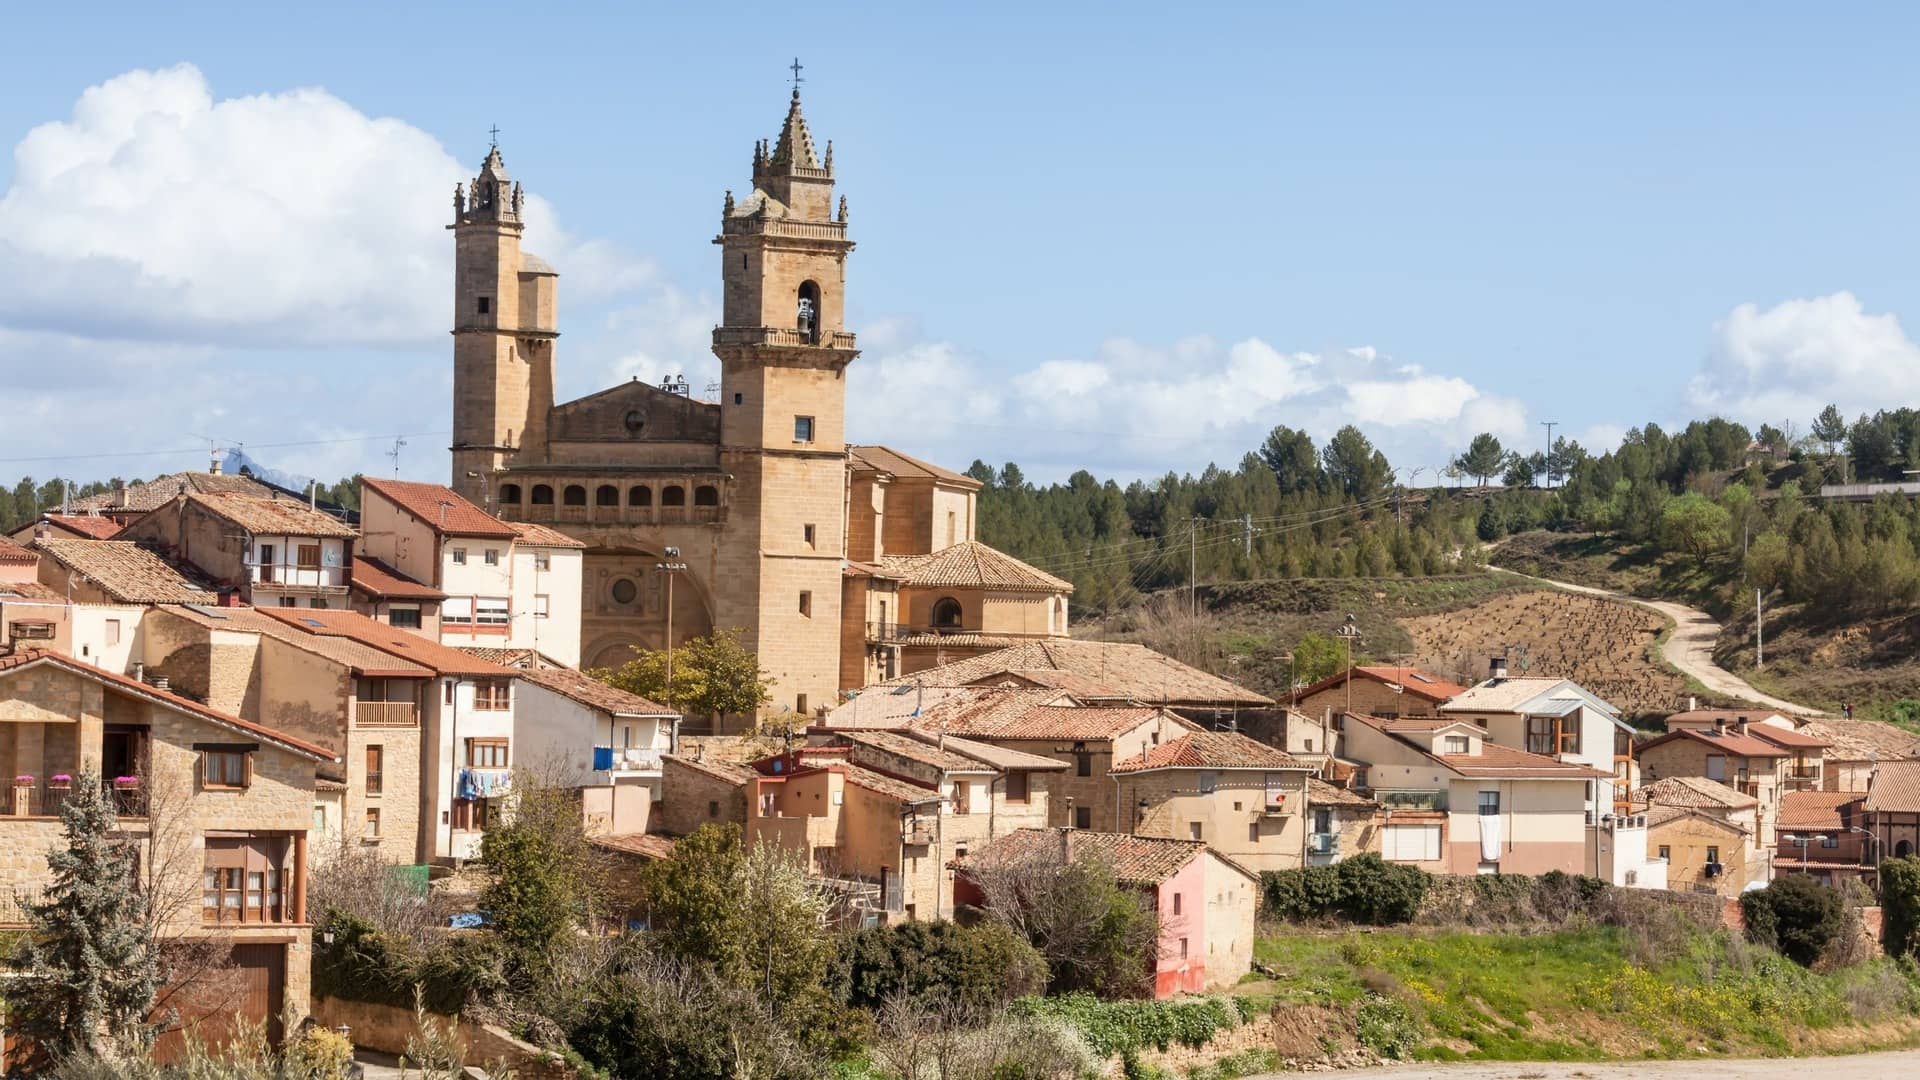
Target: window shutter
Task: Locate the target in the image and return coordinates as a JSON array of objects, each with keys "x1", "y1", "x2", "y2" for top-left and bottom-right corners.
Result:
[{"x1": 243, "y1": 752, "x2": 254, "y2": 790}]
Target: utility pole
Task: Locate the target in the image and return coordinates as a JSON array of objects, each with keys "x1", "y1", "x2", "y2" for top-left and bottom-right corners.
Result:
[
  {"x1": 1336, "y1": 613, "x2": 1361, "y2": 716},
  {"x1": 1755, "y1": 588, "x2": 1765, "y2": 669},
  {"x1": 1189, "y1": 517, "x2": 1198, "y2": 617},
  {"x1": 1540, "y1": 421, "x2": 1559, "y2": 489},
  {"x1": 655, "y1": 547, "x2": 687, "y2": 696},
  {"x1": 1243, "y1": 513, "x2": 1253, "y2": 559}
]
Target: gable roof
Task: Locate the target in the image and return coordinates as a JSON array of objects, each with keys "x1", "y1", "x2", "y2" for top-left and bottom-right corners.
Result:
[
  {"x1": 0, "y1": 648, "x2": 333, "y2": 760},
  {"x1": 1743, "y1": 724, "x2": 1830, "y2": 751},
  {"x1": 1799, "y1": 718, "x2": 1920, "y2": 762},
  {"x1": 1778, "y1": 790, "x2": 1864, "y2": 830},
  {"x1": 590, "y1": 832, "x2": 677, "y2": 860},
  {"x1": 878, "y1": 541, "x2": 1072, "y2": 594},
  {"x1": 833, "y1": 729, "x2": 999, "y2": 773},
  {"x1": 1110, "y1": 730, "x2": 1312, "y2": 773},
  {"x1": 69, "y1": 471, "x2": 277, "y2": 514},
  {"x1": 663, "y1": 752, "x2": 757, "y2": 786},
  {"x1": 361, "y1": 477, "x2": 519, "y2": 539},
  {"x1": 875, "y1": 639, "x2": 1273, "y2": 708},
  {"x1": 1639, "y1": 726, "x2": 1792, "y2": 759},
  {"x1": 1633, "y1": 774, "x2": 1759, "y2": 811},
  {"x1": 158, "y1": 605, "x2": 431, "y2": 678},
  {"x1": 1865, "y1": 760, "x2": 1920, "y2": 814},
  {"x1": 1299, "y1": 665, "x2": 1467, "y2": 704},
  {"x1": 925, "y1": 703, "x2": 1198, "y2": 742},
  {"x1": 21, "y1": 514, "x2": 124, "y2": 540},
  {"x1": 953, "y1": 827, "x2": 1257, "y2": 886},
  {"x1": 1642, "y1": 804, "x2": 1751, "y2": 834},
  {"x1": 1346, "y1": 713, "x2": 1609, "y2": 780},
  {"x1": 829, "y1": 686, "x2": 1076, "y2": 732},
  {"x1": 848, "y1": 445, "x2": 980, "y2": 488},
  {"x1": 184, "y1": 492, "x2": 357, "y2": 539},
  {"x1": 509, "y1": 663, "x2": 675, "y2": 717},
  {"x1": 33, "y1": 539, "x2": 216, "y2": 603},
  {"x1": 509, "y1": 521, "x2": 587, "y2": 548},
  {"x1": 258, "y1": 607, "x2": 512, "y2": 677},
  {"x1": 349, "y1": 557, "x2": 446, "y2": 601},
  {"x1": 1308, "y1": 777, "x2": 1377, "y2": 809}
]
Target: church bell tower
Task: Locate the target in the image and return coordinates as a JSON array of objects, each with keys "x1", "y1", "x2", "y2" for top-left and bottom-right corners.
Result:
[
  {"x1": 449, "y1": 144, "x2": 558, "y2": 505},
  {"x1": 711, "y1": 78, "x2": 858, "y2": 716}
]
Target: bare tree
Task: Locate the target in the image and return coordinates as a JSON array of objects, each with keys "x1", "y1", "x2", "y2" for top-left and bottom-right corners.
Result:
[
  {"x1": 963, "y1": 844, "x2": 1163, "y2": 997},
  {"x1": 129, "y1": 762, "x2": 246, "y2": 1045}
]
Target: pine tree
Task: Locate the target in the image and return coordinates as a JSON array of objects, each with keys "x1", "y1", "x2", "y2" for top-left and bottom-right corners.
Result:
[{"x1": 5, "y1": 766, "x2": 160, "y2": 1063}]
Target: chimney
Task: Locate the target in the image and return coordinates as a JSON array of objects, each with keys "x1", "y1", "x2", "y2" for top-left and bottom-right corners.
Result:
[
  {"x1": 208, "y1": 456, "x2": 222, "y2": 476},
  {"x1": 1735, "y1": 715, "x2": 1749, "y2": 734},
  {"x1": 1687, "y1": 695, "x2": 1697, "y2": 712},
  {"x1": 132, "y1": 661, "x2": 145, "y2": 683},
  {"x1": 1489, "y1": 656, "x2": 1508, "y2": 681},
  {"x1": 1714, "y1": 717, "x2": 1728, "y2": 732},
  {"x1": 151, "y1": 675, "x2": 170, "y2": 692},
  {"x1": 114, "y1": 480, "x2": 128, "y2": 509}
]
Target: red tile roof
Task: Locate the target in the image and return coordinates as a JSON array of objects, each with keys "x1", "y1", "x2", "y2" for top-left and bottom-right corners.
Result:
[
  {"x1": 511, "y1": 663, "x2": 674, "y2": 717},
  {"x1": 0, "y1": 648, "x2": 333, "y2": 760},
  {"x1": 257, "y1": 607, "x2": 512, "y2": 677},
  {"x1": 30, "y1": 514, "x2": 124, "y2": 540},
  {"x1": 1639, "y1": 726, "x2": 1792, "y2": 759},
  {"x1": 361, "y1": 477, "x2": 519, "y2": 539},
  {"x1": 510, "y1": 521, "x2": 586, "y2": 549},
  {"x1": 1347, "y1": 713, "x2": 1608, "y2": 779},
  {"x1": 186, "y1": 492, "x2": 357, "y2": 538},
  {"x1": 1865, "y1": 761, "x2": 1920, "y2": 814},
  {"x1": 1298, "y1": 665, "x2": 1468, "y2": 704},
  {"x1": 1743, "y1": 725, "x2": 1831, "y2": 751},
  {"x1": 1633, "y1": 775, "x2": 1759, "y2": 811},
  {"x1": 879, "y1": 541, "x2": 1073, "y2": 594},
  {"x1": 0, "y1": 535, "x2": 36, "y2": 566},
  {"x1": 1778, "y1": 790, "x2": 1864, "y2": 830},
  {"x1": 33, "y1": 539, "x2": 217, "y2": 603},
  {"x1": 663, "y1": 753, "x2": 758, "y2": 786},
  {"x1": 1308, "y1": 777, "x2": 1377, "y2": 809},
  {"x1": 928, "y1": 703, "x2": 1199, "y2": 742},
  {"x1": 68, "y1": 471, "x2": 276, "y2": 514},
  {"x1": 1110, "y1": 730, "x2": 1312, "y2": 773},
  {"x1": 876, "y1": 639, "x2": 1273, "y2": 707},
  {"x1": 349, "y1": 557, "x2": 446, "y2": 600}
]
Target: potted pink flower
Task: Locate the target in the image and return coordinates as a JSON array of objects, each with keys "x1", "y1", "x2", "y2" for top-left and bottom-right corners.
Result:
[
  {"x1": 47, "y1": 773, "x2": 72, "y2": 791},
  {"x1": 112, "y1": 775, "x2": 139, "y2": 789}
]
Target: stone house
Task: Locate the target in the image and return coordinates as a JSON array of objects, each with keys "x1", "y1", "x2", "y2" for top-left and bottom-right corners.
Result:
[
  {"x1": 1637, "y1": 724, "x2": 1792, "y2": 848},
  {"x1": 6, "y1": 512, "x2": 124, "y2": 543},
  {"x1": 1663, "y1": 709, "x2": 1830, "y2": 791},
  {"x1": 1801, "y1": 717, "x2": 1920, "y2": 793},
  {"x1": 116, "y1": 491, "x2": 357, "y2": 610},
  {"x1": 1342, "y1": 714, "x2": 1606, "y2": 876},
  {"x1": 1294, "y1": 665, "x2": 1465, "y2": 722},
  {"x1": 1643, "y1": 805, "x2": 1753, "y2": 897},
  {"x1": 1776, "y1": 790, "x2": 1871, "y2": 887},
  {"x1": 1439, "y1": 666, "x2": 1638, "y2": 819},
  {"x1": 0, "y1": 647, "x2": 331, "y2": 1054},
  {"x1": 1108, "y1": 730, "x2": 1316, "y2": 873},
  {"x1": 658, "y1": 752, "x2": 756, "y2": 837},
  {"x1": 952, "y1": 828, "x2": 1259, "y2": 997},
  {"x1": 24, "y1": 538, "x2": 214, "y2": 670},
  {"x1": 60, "y1": 469, "x2": 280, "y2": 528},
  {"x1": 1305, "y1": 777, "x2": 1378, "y2": 864},
  {"x1": 357, "y1": 478, "x2": 585, "y2": 668},
  {"x1": 1863, "y1": 760, "x2": 1920, "y2": 862},
  {"x1": 1633, "y1": 775, "x2": 1767, "y2": 889}
]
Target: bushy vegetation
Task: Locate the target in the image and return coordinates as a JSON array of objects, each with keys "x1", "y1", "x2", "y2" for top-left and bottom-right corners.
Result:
[
  {"x1": 1741, "y1": 875, "x2": 1847, "y2": 967},
  {"x1": 1883, "y1": 855, "x2": 1920, "y2": 960},
  {"x1": 830, "y1": 919, "x2": 1046, "y2": 1011},
  {"x1": 1007, "y1": 993, "x2": 1253, "y2": 1058},
  {"x1": 310, "y1": 910, "x2": 504, "y2": 1014},
  {"x1": 1258, "y1": 853, "x2": 1432, "y2": 925}
]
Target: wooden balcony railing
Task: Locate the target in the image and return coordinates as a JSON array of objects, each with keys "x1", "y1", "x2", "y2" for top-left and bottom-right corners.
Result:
[{"x1": 356, "y1": 701, "x2": 419, "y2": 728}]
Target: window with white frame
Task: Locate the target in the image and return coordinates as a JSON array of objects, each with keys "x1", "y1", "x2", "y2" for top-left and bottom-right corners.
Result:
[
  {"x1": 451, "y1": 548, "x2": 467, "y2": 565},
  {"x1": 443, "y1": 597, "x2": 473, "y2": 625},
  {"x1": 475, "y1": 597, "x2": 510, "y2": 626},
  {"x1": 534, "y1": 594, "x2": 550, "y2": 619},
  {"x1": 483, "y1": 549, "x2": 499, "y2": 566}
]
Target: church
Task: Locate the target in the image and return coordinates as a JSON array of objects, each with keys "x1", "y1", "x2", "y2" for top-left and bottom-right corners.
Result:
[{"x1": 446, "y1": 83, "x2": 1072, "y2": 720}]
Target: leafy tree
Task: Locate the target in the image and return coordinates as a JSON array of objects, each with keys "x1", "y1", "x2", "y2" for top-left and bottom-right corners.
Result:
[
  {"x1": 963, "y1": 846, "x2": 1161, "y2": 998},
  {"x1": 1257, "y1": 425, "x2": 1323, "y2": 495},
  {"x1": 1740, "y1": 874, "x2": 1844, "y2": 966},
  {"x1": 5, "y1": 767, "x2": 159, "y2": 1063},
  {"x1": 1322, "y1": 425, "x2": 1392, "y2": 501},
  {"x1": 1881, "y1": 855, "x2": 1920, "y2": 960},
  {"x1": 592, "y1": 628, "x2": 771, "y2": 727},
  {"x1": 1657, "y1": 492, "x2": 1732, "y2": 559},
  {"x1": 1289, "y1": 631, "x2": 1347, "y2": 686},
  {"x1": 479, "y1": 772, "x2": 605, "y2": 984},
  {"x1": 1454, "y1": 433, "x2": 1506, "y2": 486},
  {"x1": 1744, "y1": 531, "x2": 1791, "y2": 592},
  {"x1": 1812, "y1": 403, "x2": 1849, "y2": 461}
]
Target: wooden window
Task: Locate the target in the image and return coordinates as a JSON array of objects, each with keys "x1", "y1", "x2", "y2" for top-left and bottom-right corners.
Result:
[
  {"x1": 1526, "y1": 716, "x2": 1554, "y2": 755},
  {"x1": 468, "y1": 737, "x2": 509, "y2": 767},
  {"x1": 365, "y1": 808, "x2": 381, "y2": 837},
  {"x1": 389, "y1": 606, "x2": 421, "y2": 629},
  {"x1": 297, "y1": 544, "x2": 321, "y2": 569},
  {"x1": 202, "y1": 749, "x2": 251, "y2": 790},
  {"x1": 472, "y1": 680, "x2": 510, "y2": 712},
  {"x1": 450, "y1": 548, "x2": 467, "y2": 565},
  {"x1": 1004, "y1": 770, "x2": 1029, "y2": 804},
  {"x1": 1558, "y1": 722, "x2": 1581, "y2": 756},
  {"x1": 452, "y1": 797, "x2": 492, "y2": 831},
  {"x1": 365, "y1": 745, "x2": 383, "y2": 795},
  {"x1": 952, "y1": 781, "x2": 971, "y2": 816},
  {"x1": 201, "y1": 836, "x2": 289, "y2": 924}
]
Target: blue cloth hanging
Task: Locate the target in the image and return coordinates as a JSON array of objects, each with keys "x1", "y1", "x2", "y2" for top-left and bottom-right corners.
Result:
[{"x1": 593, "y1": 746, "x2": 615, "y2": 771}]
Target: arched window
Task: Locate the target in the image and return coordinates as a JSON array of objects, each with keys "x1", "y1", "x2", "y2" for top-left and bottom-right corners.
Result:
[
  {"x1": 662, "y1": 485, "x2": 686, "y2": 507},
  {"x1": 595, "y1": 485, "x2": 619, "y2": 506},
  {"x1": 499, "y1": 484, "x2": 522, "y2": 504},
  {"x1": 694, "y1": 485, "x2": 720, "y2": 506},
  {"x1": 931, "y1": 597, "x2": 963, "y2": 629},
  {"x1": 796, "y1": 280, "x2": 822, "y2": 344},
  {"x1": 563, "y1": 485, "x2": 587, "y2": 506},
  {"x1": 629, "y1": 486, "x2": 653, "y2": 507},
  {"x1": 611, "y1": 579, "x2": 638, "y2": 605},
  {"x1": 1901, "y1": 840, "x2": 1914, "y2": 859},
  {"x1": 530, "y1": 485, "x2": 554, "y2": 505}
]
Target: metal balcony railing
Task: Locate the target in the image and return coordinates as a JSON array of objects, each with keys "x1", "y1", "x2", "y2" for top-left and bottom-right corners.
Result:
[
  {"x1": 1308, "y1": 833, "x2": 1337, "y2": 856},
  {"x1": 251, "y1": 564, "x2": 347, "y2": 589}
]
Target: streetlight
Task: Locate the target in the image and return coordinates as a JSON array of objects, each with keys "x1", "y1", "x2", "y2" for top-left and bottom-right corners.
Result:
[
  {"x1": 1782, "y1": 833, "x2": 1809, "y2": 874},
  {"x1": 1335, "y1": 613, "x2": 1362, "y2": 717},
  {"x1": 655, "y1": 547, "x2": 687, "y2": 696}
]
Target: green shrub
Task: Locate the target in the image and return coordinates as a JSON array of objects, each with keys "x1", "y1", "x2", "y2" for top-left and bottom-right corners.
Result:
[
  {"x1": 1354, "y1": 994, "x2": 1421, "y2": 1059},
  {"x1": 1883, "y1": 856, "x2": 1920, "y2": 960},
  {"x1": 1334, "y1": 855, "x2": 1430, "y2": 925},
  {"x1": 1258, "y1": 865, "x2": 1341, "y2": 921},
  {"x1": 1010, "y1": 993, "x2": 1243, "y2": 1058},
  {"x1": 1742, "y1": 875, "x2": 1846, "y2": 967},
  {"x1": 830, "y1": 919, "x2": 1045, "y2": 1010},
  {"x1": 310, "y1": 910, "x2": 503, "y2": 1013},
  {"x1": 283, "y1": 1025, "x2": 355, "y2": 1080}
]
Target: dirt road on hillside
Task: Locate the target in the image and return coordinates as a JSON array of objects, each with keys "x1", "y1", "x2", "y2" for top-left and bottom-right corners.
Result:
[
  {"x1": 1253, "y1": 1047, "x2": 1920, "y2": 1079},
  {"x1": 1489, "y1": 566, "x2": 1825, "y2": 717}
]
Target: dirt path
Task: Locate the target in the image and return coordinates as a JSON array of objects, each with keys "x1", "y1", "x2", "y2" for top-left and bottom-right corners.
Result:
[
  {"x1": 1252, "y1": 1047, "x2": 1920, "y2": 1079},
  {"x1": 1489, "y1": 566, "x2": 1825, "y2": 717}
]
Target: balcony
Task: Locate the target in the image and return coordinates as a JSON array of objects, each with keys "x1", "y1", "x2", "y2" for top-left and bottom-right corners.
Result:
[
  {"x1": 355, "y1": 701, "x2": 419, "y2": 728},
  {"x1": 592, "y1": 746, "x2": 664, "y2": 774},
  {"x1": 1308, "y1": 833, "x2": 1338, "y2": 856},
  {"x1": 712, "y1": 326, "x2": 858, "y2": 352},
  {"x1": 251, "y1": 564, "x2": 348, "y2": 591},
  {"x1": 1378, "y1": 791, "x2": 1445, "y2": 812}
]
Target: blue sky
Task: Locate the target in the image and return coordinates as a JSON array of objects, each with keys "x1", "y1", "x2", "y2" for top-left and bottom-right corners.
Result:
[{"x1": 3, "y1": 3, "x2": 1918, "y2": 487}]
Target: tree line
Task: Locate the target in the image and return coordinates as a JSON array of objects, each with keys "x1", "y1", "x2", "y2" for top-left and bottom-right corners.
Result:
[{"x1": 0, "y1": 473, "x2": 362, "y2": 534}]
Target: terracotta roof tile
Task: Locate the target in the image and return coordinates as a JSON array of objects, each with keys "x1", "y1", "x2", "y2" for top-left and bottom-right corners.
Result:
[
  {"x1": 1347, "y1": 713, "x2": 1608, "y2": 779},
  {"x1": 258, "y1": 607, "x2": 512, "y2": 677},
  {"x1": 1371, "y1": 716, "x2": 1485, "y2": 734},
  {"x1": 0, "y1": 535, "x2": 36, "y2": 566},
  {"x1": 159, "y1": 605, "x2": 432, "y2": 677},
  {"x1": 967, "y1": 668, "x2": 1129, "y2": 698},
  {"x1": 874, "y1": 639, "x2": 1272, "y2": 708},
  {"x1": 1111, "y1": 730, "x2": 1312, "y2": 773},
  {"x1": 1744, "y1": 725, "x2": 1830, "y2": 750},
  {"x1": 509, "y1": 521, "x2": 586, "y2": 548},
  {"x1": 834, "y1": 763, "x2": 943, "y2": 804},
  {"x1": 1799, "y1": 718, "x2": 1920, "y2": 762},
  {"x1": 1778, "y1": 790, "x2": 1864, "y2": 829},
  {"x1": 1633, "y1": 775, "x2": 1759, "y2": 811},
  {"x1": 663, "y1": 753, "x2": 757, "y2": 786},
  {"x1": 835, "y1": 729, "x2": 998, "y2": 773},
  {"x1": 32, "y1": 539, "x2": 216, "y2": 603},
  {"x1": 1298, "y1": 665, "x2": 1467, "y2": 704},
  {"x1": 590, "y1": 833, "x2": 677, "y2": 859},
  {"x1": 848, "y1": 445, "x2": 980, "y2": 488},
  {"x1": 893, "y1": 631, "x2": 1028, "y2": 649},
  {"x1": 349, "y1": 557, "x2": 446, "y2": 600},
  {"x1": 1308, "y1": 777, "x2": 1377, "y2": 809},
  {"x1": 0, "y1": 580, "x2": 62, "y2": 600},
  {"x1": 1642, "y1": 804, "x2": 1749, "y2": 833},
  {"x1": 361, "y1": 477, "x2": 518, "y2": 539},
  {"x1": 1639, "y1": 727, "x2": 1792, "y2": 759},
  {"x1": 927, "y1": 703, "x2": 1198, "y2": 742},
  {"x1": 0, "y1": 648, "x2": 333, "y2": 760},
  {"x1": 1865, "y1": 760, "x2": 1920, "y2": 813},
  {"x1": 954, "y1": 828, "x2": 1207, "y2": 886},
  {"x1": 185, "y1": 492, "x2": 357, "y2": 538},
  {"x1": 879, "y1": 541, "x2": 1072, "y2": 594},
  {"x1": 30, "y1": 514, "x2": 124, "y2": 540},
  {"x1": 510, "y1": 663, "x2": 675, "y2": 717},
  {"x1": 827, "y1": 686, "x2": 1069, "y2": 732},
  {"x1": 69, "y1": 472, "x2": 276, "y2": 514}
]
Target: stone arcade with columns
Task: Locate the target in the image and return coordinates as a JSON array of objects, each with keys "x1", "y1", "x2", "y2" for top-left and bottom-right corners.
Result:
[{"x1": 447, "y1": 87, "x2": 1070, "y2": 724}]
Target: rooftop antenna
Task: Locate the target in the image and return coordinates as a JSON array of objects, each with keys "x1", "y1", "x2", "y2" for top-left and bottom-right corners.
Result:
[{"x1": 388, "y1": 436, "x2": 407, "y2": 478}]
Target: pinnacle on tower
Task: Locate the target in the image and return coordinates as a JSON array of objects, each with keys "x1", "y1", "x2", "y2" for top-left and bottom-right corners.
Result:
[
  {"x1": 458, "y1": 145, "x2": 520, "y2": 226},
  {"x1": 768, "y1": 88, "x2": 819, "y2": 170}
]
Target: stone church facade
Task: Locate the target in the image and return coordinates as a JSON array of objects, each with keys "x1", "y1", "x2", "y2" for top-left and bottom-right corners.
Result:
[{"x1": 447, "y1": 88, "x2": 1069, "y2": 723}]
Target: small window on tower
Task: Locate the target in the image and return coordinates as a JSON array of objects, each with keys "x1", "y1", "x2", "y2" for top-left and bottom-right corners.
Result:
[
  {"x1": 794, "y1": 416, "x2": 815, "y2": 443},
  {"x1": 733, "y1": 393, "x2": 744, "y2": 406},
  {"x1": 799, "y1": 591, "x2": 812, "y2": 618},
  {"x1": 477, "y1": 297, "x2": 491, "y2": 315},
  {"x1": 803, "y1": 524, "x2": 816, "y2": 548}
]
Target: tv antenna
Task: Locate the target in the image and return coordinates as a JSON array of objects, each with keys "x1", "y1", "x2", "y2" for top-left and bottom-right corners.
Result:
[{"x1": 388, "y1": 436, "x2": 407, "y2": 478}]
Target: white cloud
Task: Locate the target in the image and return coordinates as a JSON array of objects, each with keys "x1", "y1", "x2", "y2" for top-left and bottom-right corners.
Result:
[{"x1": 1687, "y1": 291, "x2": 1920, "y2": 427}]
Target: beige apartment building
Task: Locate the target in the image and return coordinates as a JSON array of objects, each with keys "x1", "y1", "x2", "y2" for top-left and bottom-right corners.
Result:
[
  {"x1": 116, "y1": 491, "x2": 356, "y2": 610},
  {"x1": 1108, "y1": 730, "x2": 1315, "y2": 872},
  {"x1": 0, "y1": 647, "x2": 330, "y2": 1054}
]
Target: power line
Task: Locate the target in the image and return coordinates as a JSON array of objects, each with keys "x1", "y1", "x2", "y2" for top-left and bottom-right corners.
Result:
[{"x1": 0, "y1": 430, "x2": 452, "y2": 467}]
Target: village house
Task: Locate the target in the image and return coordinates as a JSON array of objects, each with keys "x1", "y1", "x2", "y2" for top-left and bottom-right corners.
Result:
[
  {"x1": 1637, "y1": 723, "x2": 1792, "y2": 848},
  {"x1": 1634, "y1": 775, "x2": 1767, "y2": 893},
  {"x1": 1305, "y1": 777, "x2": 1379, "y2": 864},
  {"x1": 349, "y1": 555, "x2": 447, "y2": 638},
  {"x1": 1439, "y1": 662, "x2": 1638, "y2": 819},
  {"x1": 1341, "y1": 713, "x2": 1606, "y2": 876},
  {"x1": 1663, "y1": 709, "x2": 1830, "y2": 791},
  {"x1": 471, "y1": 648, "x2": 680, "y2": 836},
  {"x1": 116, "y1": 492, "x2": 357, "y2": 610},
  {"x1": 952, "y1": 828, "x2": 1259, "y2": 997},
  {"x1": 18, "y1": 538, "x2": 214, "y2": 670},
  {"x1": 1863, "y1": 760, "x2": 1920, "y2": 862},
  {"x1": 1802, "y1": 717, "x2": 1920, "y2": 793},
  {"x1": 658, "y1": 751, "x2": 757, "y2": 837},
  {"x1": 1776, "y1": 790, "x2": 1872, "y2": 887},
  {"x1": 1107, "y1": 729, "x2": 1315, "y2": 873},
  {"x1": 61, "y1": 469, "x2": 284, "y2": 528},
  {"x1": 1294, "y1": 664, "x2": 1465, "y2": 722},
  {"x1": 356, "y1": 478, "x2": 586, "y2": 667},
  {"x1": 5, "y1": 511, "x2": 122, "y2": 543},
  {"x1": 0, "y1": 647, "x2": 330, "y2": 1053}
]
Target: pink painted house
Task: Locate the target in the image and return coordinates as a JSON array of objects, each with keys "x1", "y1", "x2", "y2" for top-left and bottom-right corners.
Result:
[{"x1": 952, "y1": 827, "x2": 1258, "y2": 997}]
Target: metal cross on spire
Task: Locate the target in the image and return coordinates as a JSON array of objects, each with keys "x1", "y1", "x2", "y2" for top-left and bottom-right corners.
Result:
[
  {"x1": 489, "y1": 124, "x2": 501, "y2": 148},
  {"x1": 789, "y1": 57, "x2": 805, "y2": 92}
]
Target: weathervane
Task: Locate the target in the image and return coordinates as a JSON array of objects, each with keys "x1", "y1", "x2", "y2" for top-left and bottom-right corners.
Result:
[{"x1": 790, "y1": 57, "x2": 805, "y2": 92}]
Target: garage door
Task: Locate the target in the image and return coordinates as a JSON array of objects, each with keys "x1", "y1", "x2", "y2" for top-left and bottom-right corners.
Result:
[
  {"x1": 151, "y1": 942, "x2": 287, "y2": 1061},
  {"x1": 1381, "y1": 824, "x2": 1441, "y2": 862}
]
